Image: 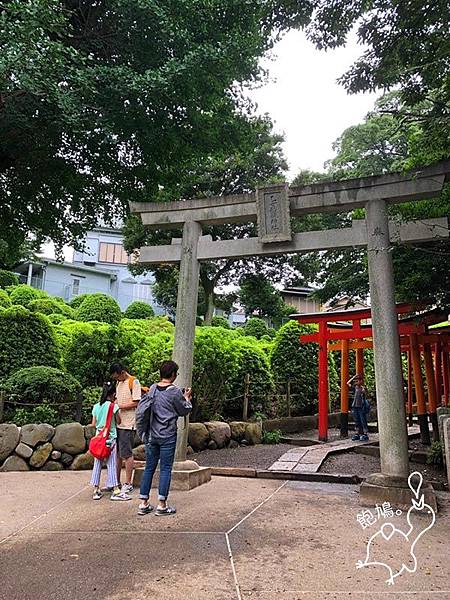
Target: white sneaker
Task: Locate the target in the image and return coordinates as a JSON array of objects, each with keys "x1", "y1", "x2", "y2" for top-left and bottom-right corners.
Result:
[
  {"x1": 122, "y1": 483, "x2": 133, "y2": 494},
  {"x1": 110, "y1": 491, "x2": 132, "y2": 501}
]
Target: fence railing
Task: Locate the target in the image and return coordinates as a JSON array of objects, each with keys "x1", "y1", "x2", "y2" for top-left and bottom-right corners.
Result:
[{"x1": 0, "y1": 391, "x2": 83, "y2": 424}]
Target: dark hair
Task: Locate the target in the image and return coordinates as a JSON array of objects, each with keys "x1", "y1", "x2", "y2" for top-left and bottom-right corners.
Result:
[
  {"x1": 100, "y1": 382, "x2": 116, "y2": 405},
  {"x1": 110, "y1": 362, "x2": 126, "y2": 375},
  {"x1": 160, "y1": 360, "x2": 178, "y2": 380}
]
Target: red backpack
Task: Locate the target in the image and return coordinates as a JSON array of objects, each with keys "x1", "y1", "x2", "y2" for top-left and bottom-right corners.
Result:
[{"x1": 89, "y1": 401, "x2": 115, "y2": 461}]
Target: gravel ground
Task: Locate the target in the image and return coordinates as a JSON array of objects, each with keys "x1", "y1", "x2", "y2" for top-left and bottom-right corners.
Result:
[
  {"x1": 191, "y1": 443, "x2": 293, "y2": 470},
  {"x1": 319, "y1": 451, "x2": 447, "y2": 486}
]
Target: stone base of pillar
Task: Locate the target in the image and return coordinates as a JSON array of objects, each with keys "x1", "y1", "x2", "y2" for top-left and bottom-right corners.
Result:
[
  {"x1": 133, "y1": 461, "x2": 212, "y2": 491},
  {"x1": 360, "y1": 473, "x2": 437, "y2": 512}
]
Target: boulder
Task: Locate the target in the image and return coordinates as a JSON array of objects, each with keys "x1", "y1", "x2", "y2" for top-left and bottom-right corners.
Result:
[
  {"x1": 70, "y1": 451, "x2": 94, "y2": 470},
  {"x1": 1, "y1": 455, "x2": 29, "y2": 471},
  {"x1": 228, "y1": 439, "x2": 239, "y2": 449},
  {"x1": 84, "y1": 425, "x2": 96, "y2": 442},
  {"x1": 208, "y1": 440, "x2": 218, "y2": 450},
  {"x1": 42, "y1": 460, "x2": 63, "y2": 471},
  {"x1": 229, "y1": 421, "x2": 247, "y2": 442},
  {"x1": 188, "y1": 423, "x2": 210, "y2": 451},
  {"x1": 20, "y1": 424, "x2": 54, "y2": 447},
  {"x1": 132, "y1": 444, "x2": 146, "y2": 461},
  {"x1": 60, "y1": 452, "x2": 74, "y2": 467},
  {"x1": 51, "y1": 450, "x2": 62, "y2": 460},
  {"x1": 245, "y1": 422, "x2": 262, "y2": 445},
  {"x1": 15, "y1": 442, "x2": 33, "y2": 459},
  {"x1": 0, "y1": 423, "x2": 20, "y2": 462},
  {"x1": 52, "y1": 423, "x2": 86, "y2": 454},
  {"x1": 204, "y1": 421, "x2": 231, "y2": 449},
  {"x1": 30, "y1": 442, "x2": 53, "y2": 468}
]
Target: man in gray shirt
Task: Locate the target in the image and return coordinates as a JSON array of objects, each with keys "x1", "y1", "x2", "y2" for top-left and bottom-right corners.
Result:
[{"x1": 137, "y1": 360, "x2": 192, "y2": 516}]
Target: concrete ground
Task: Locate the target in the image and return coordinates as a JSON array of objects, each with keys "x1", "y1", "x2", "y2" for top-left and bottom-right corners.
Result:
[{"x1": 1, "y1": 472, "x2": 450, "y2": 600}]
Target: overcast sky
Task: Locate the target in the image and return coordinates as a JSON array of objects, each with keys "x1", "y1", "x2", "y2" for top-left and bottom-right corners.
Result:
[{"x1": 247, "y1": 29, "x2": 378, "y2": 179}]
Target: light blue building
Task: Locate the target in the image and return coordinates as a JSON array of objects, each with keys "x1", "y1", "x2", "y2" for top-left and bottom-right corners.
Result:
[{"x1": 16, "y1": 226, "x2": 162, "y2": 313}]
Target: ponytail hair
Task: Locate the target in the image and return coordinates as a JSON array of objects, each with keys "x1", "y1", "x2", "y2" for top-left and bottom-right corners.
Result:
[{"x1": 100, "y1": 381, "x2": 116, "y2": 405}]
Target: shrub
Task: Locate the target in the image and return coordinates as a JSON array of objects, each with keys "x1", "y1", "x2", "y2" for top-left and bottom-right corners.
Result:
[
  {"x1": 0, "y1": 306, "x2": 61, "y2": 377},
  {"x1": 9, "y1": 405, "x2": 60, "y2": 427},
  {"x1": 117, "y1": 317, "x2": 174, "y2": 366},
  {"x1": 75, "y1": 293, "x2": 122, "y2": 325},
  {"x1": 47, "y1": 313, "x2": 68, "y2": 325},
  {"x1": 128, "y1": 331, "x2": 173, "y2": 384},
  {"x1": 9, "y1": 284, "x2": 46, "y2": 307},
  {"x1": 243, "y1": 317, "x2": 269, "y2": 339},
  {"x1": 262, "y1": 429, "x2": 283, "y2": 444},
  {"x1": 0, "y1": 289, "x2": 11, "y2": 308},
  {"x1": 81, "y1": 386, "x2": 103, "y2": 425},
  {"x1": 69, "y1": 293, "x2": 90, "y2": 309},
  {"x1": 2, "y1": 366, "x2": 81, "y2": 424},
  {"x1": 427, "y1": 441, "x2": 443, "y2": 466},
  {"x1": 0, "y1": 270, "x2": 19, "y2": 288},
  {"x1": 29, "y1": 297, "x2": 75, "y2": 318},
  {"x1": 124, "y1": 301, "x2": 155, "y2": 319},
  {"x1": 270, "y1": 321, "x2": 324, "y2": 415},
  {"x1": 54, "y1": 320, "x2": 119, "y2": 387},
  {"x1": 211, "y1": 316, "x2": 230, "y2": 329}
]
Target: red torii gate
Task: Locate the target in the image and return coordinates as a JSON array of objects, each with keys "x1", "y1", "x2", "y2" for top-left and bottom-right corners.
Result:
[{"x1": 292, "y1": 304, "x2": 450, "y2": 442}]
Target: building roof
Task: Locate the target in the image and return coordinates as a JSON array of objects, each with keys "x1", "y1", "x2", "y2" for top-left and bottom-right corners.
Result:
[
  {"x1": 17, "y1": 258, "x2": 118, "y2": 279},
  {"x1": 281, "y1": 286, "x2": 317, "y2": 297}
]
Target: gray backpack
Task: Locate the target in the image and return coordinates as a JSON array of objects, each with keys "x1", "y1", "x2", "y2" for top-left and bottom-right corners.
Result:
[{"x1": 135, "y1": 384, "x2": 157, "y2": 443}]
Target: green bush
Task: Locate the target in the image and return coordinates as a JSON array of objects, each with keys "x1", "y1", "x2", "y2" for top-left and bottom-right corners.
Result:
[
  {"x1": 124, "y1": 301, "x2": 155, "y2": 319},
  {"x1": 75, "y1": 293, "x2": 122, "y2": 325},
  {"x1": 117, "y1": 317, "x2": 174, "y2": 367},
  {"x1": 81, "y1": 386, "x2": 103, "y2": 425},
  {"x1": 2, "y1": 366, "x2": 81, "y2": 424},
  {"x1": 427, "y1": 441, "x2": 443, "y2": 466},
  {"x1": 262, "y1": 429, "x2": 283, "y2": 444},
  {"x1": 128, "y1": 331, "x2": 173, "y2": 384},
  {"x1": 47, "y1": 313, "x2": 69, "y2": 325},
  {"x1": 0, "y1": 306, "x2": 61, "y2": 377},
  {"x1": 9, "y1": 284, "x2": 47, "y2": 307},
  {"x1": 29, "y1": 297, "x2": 75, "y2": 318},
  {"x1": 54, "y1": 320, "x2": 118, "y2": 387},
  {"x1": 0, "y1": 270, "x2": 19, "y2": 288},
  {"x1": 0, "y1": 289, "x2": 11, "y2": 308},
  {"x1": 243, "y1": 317, "x2": 269, "y2": 339},
  {"x1": 69, "y1": 293, "x2": 90, "y2": 309},
  {"x1": 9, "y1": 405, "x2": 60, "y2": 427},
  {"x1": 211, "y1": 316, "x2": 230, "y2": 328},
  {"x1": 270, "y1": 320, "x2": 328, "y2": 415}
]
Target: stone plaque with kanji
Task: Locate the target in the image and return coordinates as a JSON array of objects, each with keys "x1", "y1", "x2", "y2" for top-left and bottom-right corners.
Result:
[{"x1": 256, "y1": 183, "x2": 292, "y2": 243}]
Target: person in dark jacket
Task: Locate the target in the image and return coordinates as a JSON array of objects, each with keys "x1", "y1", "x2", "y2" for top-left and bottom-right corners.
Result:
[{"x1": 138, "y1": 360, "x2": 192, "y2": 516}]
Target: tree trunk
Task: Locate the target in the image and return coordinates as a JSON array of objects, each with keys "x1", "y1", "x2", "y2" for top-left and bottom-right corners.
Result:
[{"x1": 203, "y1": 287, "x2": 215, "y2": 325}]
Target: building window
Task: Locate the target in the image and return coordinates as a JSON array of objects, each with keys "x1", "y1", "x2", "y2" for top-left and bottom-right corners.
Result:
[
  {"x1": 72, "y1": 278, "x2": 80, "y2": 296},
  {"x1": 98, "y1": 243, "x2": 129, "y2": 264}
]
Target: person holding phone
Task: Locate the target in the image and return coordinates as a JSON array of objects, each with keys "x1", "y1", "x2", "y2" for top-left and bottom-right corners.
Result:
[{"x1": 347, "y1": 373, "x2": 370, "y2": 442}]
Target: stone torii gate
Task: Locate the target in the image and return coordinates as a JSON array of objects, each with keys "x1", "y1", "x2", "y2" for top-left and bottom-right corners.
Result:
[{"x1": 131, "y1": 161, "x2": 450, "y2": 501}]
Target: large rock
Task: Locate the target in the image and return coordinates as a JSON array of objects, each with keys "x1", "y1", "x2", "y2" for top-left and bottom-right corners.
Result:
[
  {"x1": 188, "y1": 423, "x2": 210, "y2": 451},
  {"x1": 52, "y1": 423, "x2": 86, "y2": 454},
  {"x1": 204, "y1": 421, "x2": 231, "y2": 449},
  {"x1": 42, "y1": 460, "x2": 63, "y2": 471},
  {"x1": 84, "y1": 425, "x2": 96, "y2": 442},
  {"x1": 245, "y1": 422, "x2": 262, "y2": 445},
  {"x1": 230, "y1": 421, "x2": 247, "y2": 442},
  {"x1": 0, "y1": 423, "x2": 20, "y2": 462},
  {"x1": 30, "y1": 442, "x2": 53, "y2": 468},
  {"x1": 20, "y1": 424, "x2": 54, "y2": 447},
  {"x1": 70, "y1": 451, "x2": 94, "y2": 470},
  {"x1": 132, "y1": 444, "x2": 146, "y2": 461},
  {"x1": 15, "y1": 442, "x2": 33, "y2": 459},
  {"x1": 1, "y1": 455, "x2": 29, "y2": 471},
  {"x1": 60, "y1": 453, "x2": 74, "y2": 467}
]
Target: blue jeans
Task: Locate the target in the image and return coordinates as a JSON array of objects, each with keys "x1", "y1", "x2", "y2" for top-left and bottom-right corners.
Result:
[
  {"x1": 139, "y1": 437, "x2": 177, "y2": 502},
  {"x1": 353, "y1": 406, "x2": 368, "y2": 435}
]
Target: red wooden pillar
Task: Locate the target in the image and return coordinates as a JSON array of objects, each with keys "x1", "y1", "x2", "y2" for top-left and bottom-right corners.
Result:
[
  {"x1": 442, "y1": 347, "x2": 449, "y2": 407},
  {"x1": 435, "y1": 341, "x2": 443, "y2": 406},
  {"x1": 318, "y1": 320, "x2": 329, "y2": 442},
  {"x1": 407, "y1": 350, "x2": 413, "y2": 426}
]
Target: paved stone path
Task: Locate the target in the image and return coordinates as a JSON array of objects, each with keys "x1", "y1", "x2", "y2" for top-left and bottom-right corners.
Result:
[{"x1": 268, "y1": 426, "x2": 420, "y2": 474}]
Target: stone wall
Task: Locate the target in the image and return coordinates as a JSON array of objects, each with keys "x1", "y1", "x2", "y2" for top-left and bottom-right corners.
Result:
[{"x1": 0, "y1": 420, "x2": 263, "y2": 471}]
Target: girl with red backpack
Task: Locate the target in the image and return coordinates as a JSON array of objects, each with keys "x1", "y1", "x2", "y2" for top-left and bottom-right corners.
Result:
[{"x1": 89, "y1": 384, "x2": 131, "y2": 502}]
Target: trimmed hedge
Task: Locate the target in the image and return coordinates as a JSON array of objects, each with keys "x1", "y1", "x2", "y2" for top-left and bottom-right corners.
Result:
[
  {"x1": 124, "y1": 301, "x2": 155, "y2": 319},
  {"x1": 0, "y1": 306, "x2": 61, "y2": 377},
  {"x1": 9, "y1": 284, "x2": 46, "y2": 307},
  {"x1": 29, "y1": 297, "x2": 75, "y2": 318},
  {"x1": 243, "y1": 317, "x2": 269, "y2": 339},
  {"x1": 75, "y1": 293, "x2": 122, "y2": 325},
  {"x1": 0, "y1": 270, "x2": 19, "y2": 288},
  {"x1": 211, "y1": 316, "x2": 230, "y2": 329},
  {"x1": 0, "y1": 289, "x2": 11, "y2": 308}
]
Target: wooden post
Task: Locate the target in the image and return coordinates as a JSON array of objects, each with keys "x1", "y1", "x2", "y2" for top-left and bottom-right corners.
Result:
[
  {"x1": 243, "y1": 373, "x2": 250, "y2": 421},
  {"x1": 356, "y1": 346, "x2": 364, "y2": 380},
  {"x1": 435, "y1": 342, "x2": 443, "y2": 406},
  {"x1": 318, "y1": 320, "x2": 329, "y2": 442},
  {"x1": 407, "y1": 350, "x2": 414, "y2": 427},
  {"x1": 340, "y1": 339, "x2": 349, "y2": 438},
  {"x1": 0, "y1": 390, "x2": 5, "y2": 422},
  {"x1": 442, "y1": 349, "x2": 449, "y2": 407},
  {"x1": 423, "y1": 344, "x2": 439, "y2": 442},
  {"x1": 410, "y1": 333, "x2": 430, "y2": 445},
  {"x1": 286, "y1": 380, "x2": 291, "y2": 418}
]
